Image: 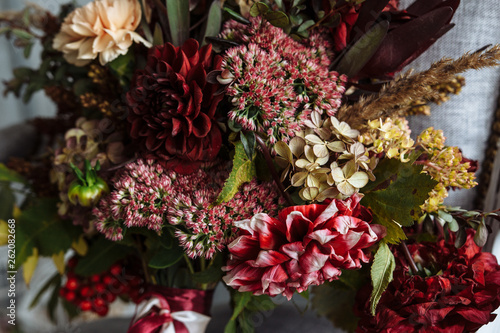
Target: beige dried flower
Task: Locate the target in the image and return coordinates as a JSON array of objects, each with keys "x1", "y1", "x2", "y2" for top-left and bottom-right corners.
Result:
[{"x1": 53, "y1": 0, "x2": 151, "y2": 66}]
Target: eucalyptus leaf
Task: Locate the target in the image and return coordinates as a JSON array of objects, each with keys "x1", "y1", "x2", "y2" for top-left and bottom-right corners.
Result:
[
  {"x1": 166, "y1": 0, "x2": 190, "y2": 46},
  {"x1": 249, "y1": 2, "x2": 270, "y2": 17},
  {"x1": 334, "y1": 20, "x2": 389, "y2": 77},
  {"x1": 202, "y1": 0, "x2": 222, "y2": 45},
  {"x1": 266, "y1": 11, "x2": 289, "y2": 28}
]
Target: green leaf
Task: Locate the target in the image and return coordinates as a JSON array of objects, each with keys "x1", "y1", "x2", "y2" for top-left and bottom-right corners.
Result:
[
  {"x1": 0, "y1": 182, "x2": 15, "y2": 221},
  {"x1": 29, "y1": 273, "x2": 61, "y2": 309},
  {"x1": 191, "y1": 253, "x2": 224, "y2": 284},
  {"x1": 297, "y1": 19, "x2": 315, "y2": 32},
  {"x1": 0, "y1": 163, "x2": 27, "y2": 184},
  {"x1": 202, "y1": 0, "x2": 222, "y2": 45},
  {"x1": 16, "y1": 199, "x2": 80, "y2": 268},
  {"x1": 222, "y1": 7, "x2": 250, "y2": 25},
  {"x1": 224, "y1": 319, "x2": 237, "y2": 333},
  {"x1": 474, "y1": 218, "x2": 488, "y2": 247},
  {"x1": 361, "y1": 159, "x2": 437, "y2": 244},
  {"x1": 334, "y1": 20, "x2": 389, "y2": 77},
  {"x1": 23, "y1": 42, "x2": 34, "y2": 58},
  {"x1": 108, "y1": 51, "x2": 135, "y2": 88},
  {"x1": 240, "y1": 131, "x2": 256, "y2": 160},
  {"x1": 148, "y1": 242, "x2": 184, "y2": 269},
  {"x1": 265, "y1": 11, "x2": 289, "y2": 28},
  {"x1": 153, "y1": 23, "x2": 164, "y2": 46},
  {"x1": 230, "y1": 292, "x2": 252, "y2": 320},
  {"x1": 249, "y1": 2, "x2": 270, "y2": 17},
  {"x1": 167, "y1": 0, "x2": 190, "y2": 46},
  {"x1": 215, "y1": 141, "x2": 256, "y2": 204},
  {"x1": 74, "y1": 237, "x2": 132, "y2": 276},
  {"x1": 311, "y1": 283, "x2": 359, "y2": 332},
  {"x1": 11, "y1": 28, "x2": 32, "y2": 40},
  {"x1": 47, "y1": 285, "x2": 60, "y2": 323},
  {"x1": 369, "y1": 242, "x2": 395, "y2": 316}
]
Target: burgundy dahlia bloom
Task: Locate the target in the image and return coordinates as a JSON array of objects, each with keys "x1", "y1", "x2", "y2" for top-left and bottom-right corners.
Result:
[
  {"x1": 223, "y1": 195, "x2": 385, "y2": 299},
  {"x1": 127, "y1": 39, "x2": 223, "y2": 174},
  {"x1": 355, "y1": 231, "x2": 500, "y2": 333}
]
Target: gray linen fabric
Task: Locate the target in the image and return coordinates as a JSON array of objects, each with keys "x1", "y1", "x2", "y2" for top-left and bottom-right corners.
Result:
[{"x1": 1, "y1": 0, "x2": 500, "y2": 332}]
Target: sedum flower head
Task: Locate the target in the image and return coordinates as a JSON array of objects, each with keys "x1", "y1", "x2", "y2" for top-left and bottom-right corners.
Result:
[
  {"x1": 221, "y1": 18, "x2": 346, "y2": 145},
  {"x1": 93, "y1": 159, "x2": 284, "y2": 258}
]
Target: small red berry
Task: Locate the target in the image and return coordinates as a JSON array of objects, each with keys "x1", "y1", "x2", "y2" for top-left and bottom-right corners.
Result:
[
  {"x1": 109, "y1": 264, "x2": 122, "y2": 276},
  {"x1": 90, "y1": 274, "x2": 101, "y2": 283},
  {"x1": 59, "y1": 288, "x2": 67, "y2": 298},
  {"x1": 102, "y1": 274, "x2": 115, "y2": 286},
  {"x1": 67, "y1": 257, "x2": 78, "y2": 269},
  {"x1": 79, "y1": 300, "x2": 92, "y2": 311},
  {"x1": 65, "y1": 291, "x2": 76, "y2": 302},
  {"x1": 80, "y1": 286, "x2": 94, "y2": 298},
  {"x1": 102, "y1": 292, "x2": 117, "y2": 303},
  {"x1": 95, "y1": 304, "x2": 109, "y2": 317},
  {"x1": 66, "y1": 277, "x2": 79, "y2": 290},
  {"x1": 95, "y1": 283, "x2": 106, "y2": 293},
  {"x1": 129, "y1": 277, "x2": 143, "y2": 287}
]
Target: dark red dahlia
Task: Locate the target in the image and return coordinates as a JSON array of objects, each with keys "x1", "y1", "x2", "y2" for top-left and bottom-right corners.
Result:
[
  {"x1": 127, "y1": 39, "x2": 223, "y2": 174},
  {"x1": 354, "y1": 231, "x2": 500, "y2": 333}
]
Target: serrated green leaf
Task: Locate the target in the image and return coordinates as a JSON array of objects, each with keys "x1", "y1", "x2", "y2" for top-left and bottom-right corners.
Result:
[
  {"x1": 361, "y1": 159, "x2": 437, "y2": 244},
  {"x1": 0, "y1": 163, "x2": 27, "y2": 184},
  {"x1": 74, "y1": 237, "x2": 132, "y2": 276},
  {"x1": 202, "y1": 0, "x2": 222, "y2": 45},
  {"x1": 167, "y1": 0, "x2": 190, "y2": 46},
  {"x1": 216, "y1": 141, "x2": 256, "y2": 204},
  {"x1": 334, "y1": 20, "x2": 389, "y2": 77},
  {"x1": 16, "y1": 199, "x2": 80, "y2": 268},
  {"x1": 249, "y1": 2, "x2": 270, "y2": 17},
  {"x1": 148, "y1": 242, "x2": 184, "y2": 269},
  {"x1": 369, "y1": 242, "x2": 395, "y2": 316}
]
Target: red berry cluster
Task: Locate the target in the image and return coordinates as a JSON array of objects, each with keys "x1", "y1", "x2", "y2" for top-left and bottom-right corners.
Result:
[{"x1": 59, "y1": 257, "x2": 145, "y2": 316}]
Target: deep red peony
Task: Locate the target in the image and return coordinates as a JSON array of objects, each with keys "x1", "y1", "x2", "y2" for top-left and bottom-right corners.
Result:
[
  {"x1": 223, "y1": 195, "x2": 385, "y2": 299},
  {"x1": 126, "y1": 39, "x2": 223, "y2": 174},
  {"x1": 355, "y1": 231, "x2": 500, "y2": 332}
]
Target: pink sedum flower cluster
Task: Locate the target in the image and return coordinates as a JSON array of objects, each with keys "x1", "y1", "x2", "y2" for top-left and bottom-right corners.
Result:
[
  {"x1": 223, "y1": 194, "x2": 385, "y2": 299},
  {"x1": 220, "y1": 18, "x2": 347, "y2": 145},
  {"x1": 93, "y1": 159, "x2": 284, "y2": 258}
]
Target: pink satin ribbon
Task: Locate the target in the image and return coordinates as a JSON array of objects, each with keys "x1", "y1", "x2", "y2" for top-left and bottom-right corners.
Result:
[{"x1": 127, "y1": 286, "x2": 213, "y2": 333}]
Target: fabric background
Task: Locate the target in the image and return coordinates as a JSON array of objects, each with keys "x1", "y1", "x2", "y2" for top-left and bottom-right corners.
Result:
[{"x1": 0, "y1": 0, "x2": 499, "y2": 332}]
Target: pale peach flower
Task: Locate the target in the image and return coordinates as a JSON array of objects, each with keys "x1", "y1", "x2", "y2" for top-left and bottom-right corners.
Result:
[{"x1": 53, "y1": 0, "x2": 151, "y2": 66}]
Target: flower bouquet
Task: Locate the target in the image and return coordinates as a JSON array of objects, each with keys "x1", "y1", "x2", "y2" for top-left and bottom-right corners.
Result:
[{"x1": 2, "y1": 0, "x2": 500, "y2": 332}]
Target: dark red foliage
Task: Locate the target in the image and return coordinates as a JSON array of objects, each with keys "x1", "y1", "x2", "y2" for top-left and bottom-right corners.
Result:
[{"x1": 355, "y1": 231, "x2": 500, "y2": 332}]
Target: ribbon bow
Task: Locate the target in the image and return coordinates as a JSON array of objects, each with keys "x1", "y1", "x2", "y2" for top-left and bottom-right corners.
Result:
[{"x1": 128, "y1": 287, "x2": 213, "y2": 333}]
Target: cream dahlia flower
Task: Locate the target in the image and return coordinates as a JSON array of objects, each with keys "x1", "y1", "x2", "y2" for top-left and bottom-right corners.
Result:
[{"x1": 53, "y1": 0, "x2": 151, "y2": 66}]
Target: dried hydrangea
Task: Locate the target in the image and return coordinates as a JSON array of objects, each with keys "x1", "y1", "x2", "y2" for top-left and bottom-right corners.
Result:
[
  {"x1": 93, "y1": 159, "x2": 284, "y2": 258},
  {"x1": 360, "y1": 117, "x2": 415, "y2": 162},
  {"x1": 220, "y1": 18, "x2": 346, "y2": 145},
  {"x1": 275, "y1": 114, "x2": 376, "y2": 202}
]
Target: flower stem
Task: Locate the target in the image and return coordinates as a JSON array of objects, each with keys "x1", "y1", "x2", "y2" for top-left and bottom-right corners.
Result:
[
  {"x1": 255, "y1": 135, "x2": 294, "y2": 206},
  {"x1": 184, "y1": 254, "x2": 195, "y2": 275},
  {"x1": 401, "y1": 241, "x2": 419, "y2": 275}
]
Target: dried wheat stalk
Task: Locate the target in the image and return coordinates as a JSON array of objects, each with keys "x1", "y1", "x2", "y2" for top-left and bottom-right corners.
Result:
[{"x1": 337, "y1": 45, "x2": 500, "y2": 128}]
